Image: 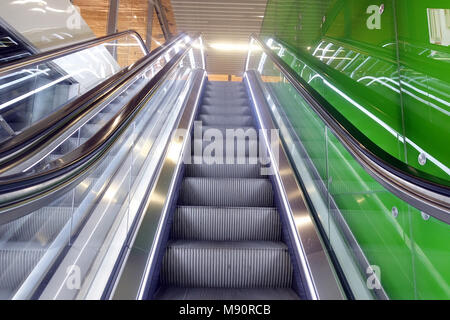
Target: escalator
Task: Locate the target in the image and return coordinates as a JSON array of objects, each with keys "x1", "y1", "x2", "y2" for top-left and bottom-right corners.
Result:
[
  {"x1": 0, "y1": 77, "x2": 147, "y2": 299},
  {"x1": 0, "y1": 30, "x2": 448, "y2": 301},
  {"x1": 153, "y1": 81, "x2": 299, "y2": 300}
]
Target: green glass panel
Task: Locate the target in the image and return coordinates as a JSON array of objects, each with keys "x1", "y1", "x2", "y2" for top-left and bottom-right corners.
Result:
[
  {"x1": 251, "y1": 10, "x2": 450, "y2": 297},
  {"x1": 261, "y1": 0, "x2": 450, "y2": 182}
]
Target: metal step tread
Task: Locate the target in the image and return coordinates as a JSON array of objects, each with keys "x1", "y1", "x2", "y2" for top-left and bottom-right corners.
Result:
[
  {"x1": 154, "y1": 286, "x2": 300, "y2": 300},
  {"x1": 161, "y1": 240, "x2": 293, "y2": 288},
  {"x1": 199, "y1": 125, "x2": 256, "y2": 133},
  {"x1": 179, "y1": 177, "x2": 274, "y2": 207},
  {"x1": 185, "y1": 163, "x2": 262, "y2": 178},
  {"x1": 167, "y1": 240, "x2": 287, "y2": 250},
  {"x1": 199, "y1": 106, "x2": 251, "y2": 115},
  {"x1": 0, "y1": 206, "x2": 73, "y2": 242},
  {"x1": 172, "y1": 206, "x2": 281, "y2": 241}
]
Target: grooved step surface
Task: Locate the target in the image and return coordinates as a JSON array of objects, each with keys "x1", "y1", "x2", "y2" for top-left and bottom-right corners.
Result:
[
  {"x1": 0, "y1": 78, "x2": 148, "y2": 298},
  {"x1": 199, "y1": 125, "x2": 256, "y2": 135},
  {"x1": 156, "y1": 80, "x2": 299, "y2": 300},
  {"x1": 172, "y1": 206, "x2": 281, "y2": 241},
  {"x1": 204, "y1": 91, "x2": 247, "y2": 99},
  {"x1": 0, "y1": 244, "x2": 46, "y2": 289},
  {"x1": 161, "y1": 240, "x2": 293, "y2": 288},
  {"x1": 179, "y1": 178, "x2": 274, "y2": 207},
  {"x1": 154, "y1": 287, "x2": 300, "y2": 300},
  {"x1": 192, "y1": 138, "x2": 260, "y2": 159}
]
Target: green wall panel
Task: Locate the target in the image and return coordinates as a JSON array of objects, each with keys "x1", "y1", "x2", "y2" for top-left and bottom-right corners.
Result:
[
  {"x1": 259, "y1": 0, "x2": 450, "y2": 299},
  {"x1": 261, "y1": 0, "x2": 450, "y2": 181}
]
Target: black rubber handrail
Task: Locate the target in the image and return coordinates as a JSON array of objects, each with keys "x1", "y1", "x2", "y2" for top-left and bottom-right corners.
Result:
[
  {"x1": 0, "y1": 30, "x2": 148, "y2": 75},
  {"x1": 0, "y1": 34, "x2": 200, "y2": 225},
  {"x1": 0, "y1": 32, "x2": 186, "y2": 172},
  {"x1": 250, "y1": 34, "x2": 450, "y2": 223}
]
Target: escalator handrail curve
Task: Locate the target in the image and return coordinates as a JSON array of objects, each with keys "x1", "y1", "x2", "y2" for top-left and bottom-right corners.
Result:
[
  {"x1": 0, "y1": 34, "x2": 200, "y2": 225},
  {"x1": 250, "y1": 34, "x2": 450, "y2": 224}
]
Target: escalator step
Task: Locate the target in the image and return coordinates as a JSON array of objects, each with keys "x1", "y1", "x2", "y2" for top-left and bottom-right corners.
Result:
[
  {"x1": 53, "y1": 137, "x2": 89, "y2": 154},
  {"x1": 192, "y1": 137, "x2": 259, "y2": 159},
  {"x1": 47, "y1": 177, "x2": 94, "y2": 206},
  {"x1": 185, "y1": 163, "x2": 262, "y2": 178},
  {"x1": 190, "y1": 155, "x2": 262, "y2": 165},
  {"x1": 79, "y1": 123, "x2": 103, "y2": 138},
  {"x1": 0, "y1": 207, "x2": 73, "y2": 243},
  {"x1": 204, "y1": 91, "x2": 247, "y2": 99},
  {"x1": 172, "y1": 206, "x2": 281, "y2": 241},
  {"x1": 199, "y1": 125, "x2": 256, "y2": 135},
  {"x1": 160, "y1": 240, "x2": 293, "y2": 288},
  {"x1": 206, "y1": 81, "x2": 244, "y2": 88},
  {"x1": 178, "y1": 177, "x2": 274, "y2": 207},
  {"x1": 198, "y1": 114, "x2": 254, "y2": 126},
  {"x1": 90, "y1": 112, "x2": 116, "y2": 126},
  {"x1": 200, "y1": 105, "x2": 251, "y2": 115},
  {"x1": 154, "y1": 287, "x2": 299, "y2": 300},
  {"x1": 0, "y1": 243, "x2": 46, "y2": 290}
]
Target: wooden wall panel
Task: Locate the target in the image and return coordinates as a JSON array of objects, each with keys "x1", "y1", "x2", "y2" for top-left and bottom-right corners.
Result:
[{"x1": 74, "y1": 0, "x2": 175, "y2": 52}]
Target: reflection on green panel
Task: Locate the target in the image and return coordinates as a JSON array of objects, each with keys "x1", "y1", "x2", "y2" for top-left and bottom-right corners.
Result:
[
  {"x1": 258, "y1": 0, "x2": 450, "y2": 299},
  {"x1": 261, "y1": 0, "x2": 450, "y2": 181}
]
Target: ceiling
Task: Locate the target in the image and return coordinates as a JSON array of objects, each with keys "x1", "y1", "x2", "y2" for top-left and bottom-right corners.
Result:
[{"x1": 171, "y1": 0, "x2": 267, "y2": 76}]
